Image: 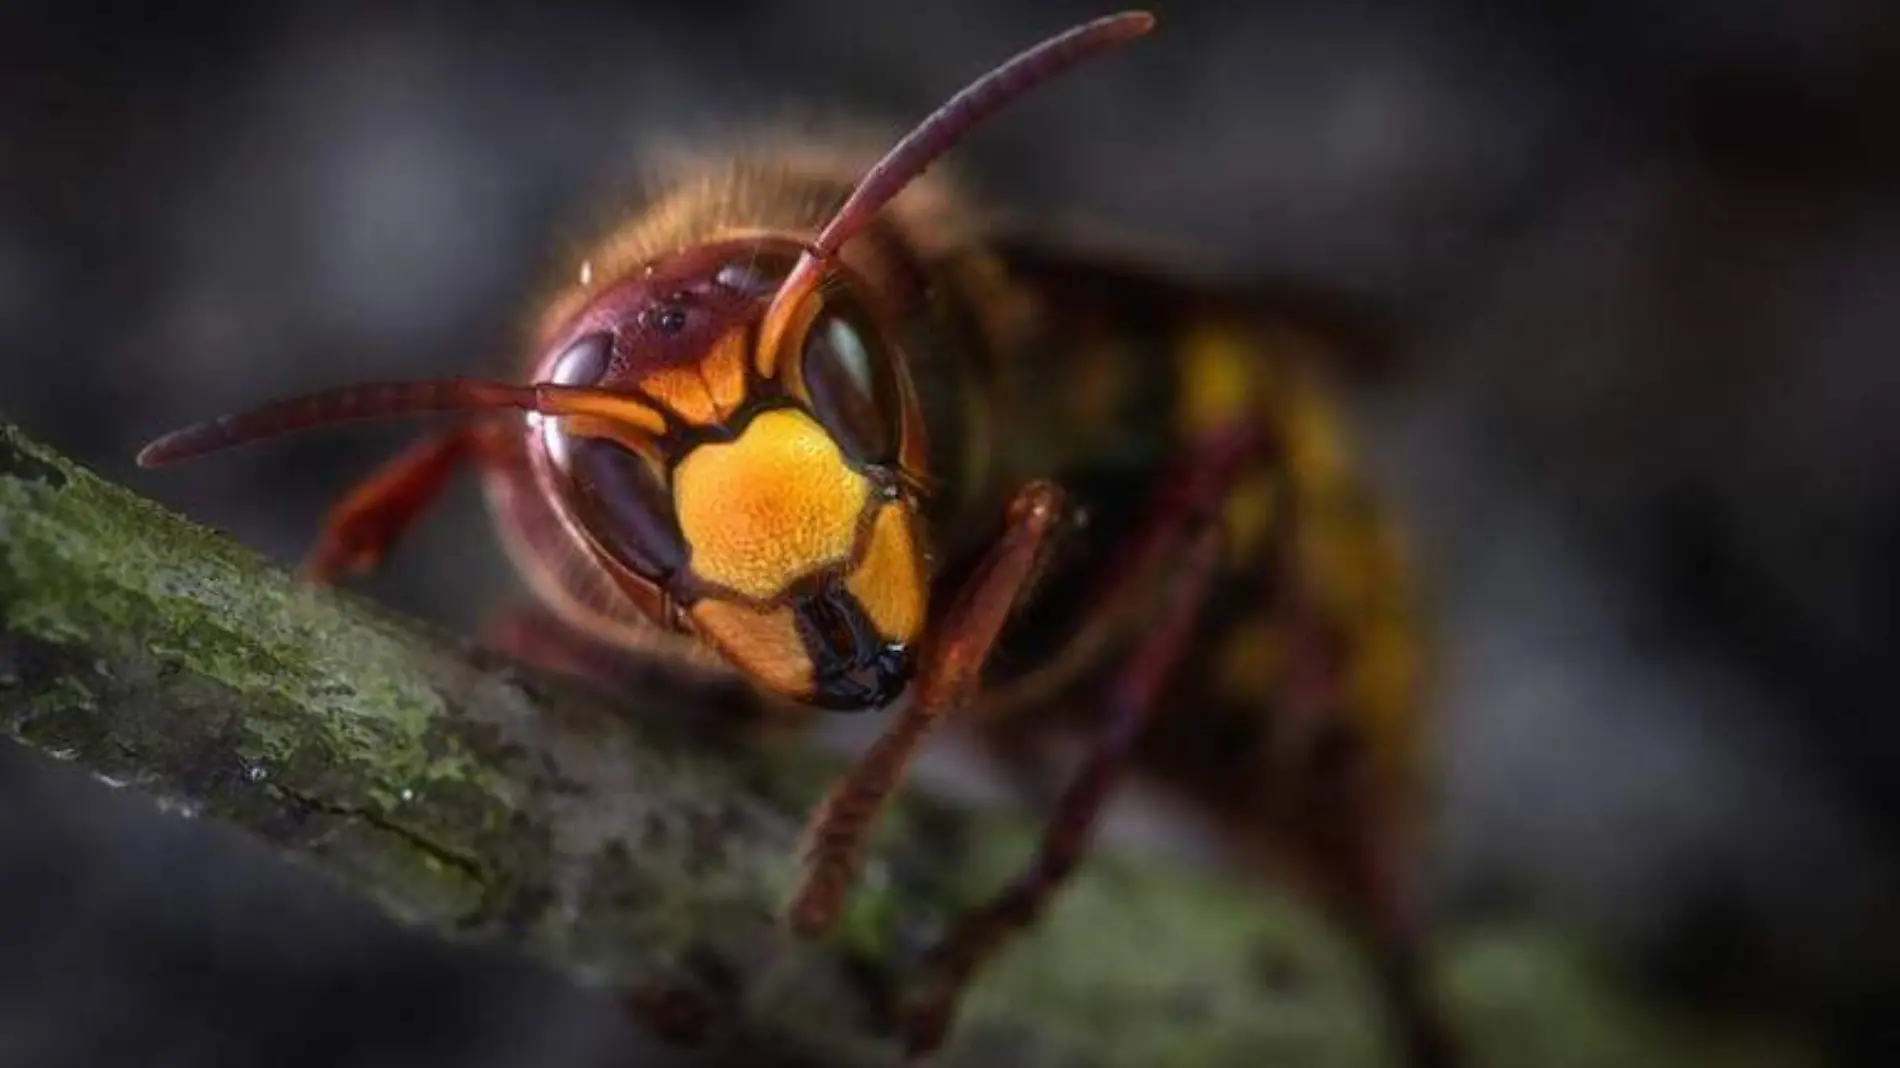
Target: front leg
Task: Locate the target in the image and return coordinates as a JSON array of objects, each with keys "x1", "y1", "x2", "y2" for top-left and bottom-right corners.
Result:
[
  {"x1": 896, "y1": 426, "x2": 1265, "y2": 1057},
  {"x1": 1248, "y1": 438, "x2": 1459, "y2": 1068},
  {"x1": 902, "y1": 525, "x2": 1227, "y2": 1058},
  {"x1": 788, "y1": 481, "x2": 1067, "y2": 937},
  {"x1": 302, "y1": 423, "x2": 497, "y2": 584}
]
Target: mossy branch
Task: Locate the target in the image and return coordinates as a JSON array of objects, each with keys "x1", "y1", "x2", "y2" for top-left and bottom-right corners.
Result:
[{"x1": 0, "y1": 422, "x2": 1814, "y2": 1068}]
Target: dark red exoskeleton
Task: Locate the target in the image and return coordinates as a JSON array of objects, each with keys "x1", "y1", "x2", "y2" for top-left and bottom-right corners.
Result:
[{"x1": 140, "y1": 12, "x2": 1453, "y2": 1063}]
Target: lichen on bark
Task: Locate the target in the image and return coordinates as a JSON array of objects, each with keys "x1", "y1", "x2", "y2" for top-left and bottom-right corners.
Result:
[{"x1": 0, "y1": 422, "x2": 1818, "y2": 1068}]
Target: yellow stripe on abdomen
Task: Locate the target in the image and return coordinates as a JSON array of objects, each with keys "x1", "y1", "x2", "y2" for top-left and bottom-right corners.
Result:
[{"x1": 1172, "y1": 316, "x2": 1429, "y2": 794}]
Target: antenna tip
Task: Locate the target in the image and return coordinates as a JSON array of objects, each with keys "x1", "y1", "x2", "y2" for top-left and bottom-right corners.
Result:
[
  {"x1": 1101, "y1": 10, "x2": 1156, "y2": 37},
  {"x1": 136, "y1": 426, "x2": 200, "y2": 468}
]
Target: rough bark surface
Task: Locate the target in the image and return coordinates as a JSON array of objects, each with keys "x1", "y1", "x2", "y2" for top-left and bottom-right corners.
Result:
[{"x1": 0, "y1": 422, "x2": 1814, "y2": 1068}]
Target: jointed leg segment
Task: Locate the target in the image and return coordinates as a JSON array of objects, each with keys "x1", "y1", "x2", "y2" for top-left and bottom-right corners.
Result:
[
  {"x1": 901, "y1": 526, "x2": 1227, "y2": 1057},
  {"x1": 1250, "y1": 441, "x2": 1460, "y2": 1068},
  {"x1": 790, "y1": 427, "x2": 1264, "y2": 944},
  {"x1": 301, "y1": 424, "x2": 493, "y2": 584},
  {"x1": 789, "y1": 480, "x2": 1068, "y2": 937},
  {"x1": 893, "y1": 426, "x2": 1265, "y2": 1056}
]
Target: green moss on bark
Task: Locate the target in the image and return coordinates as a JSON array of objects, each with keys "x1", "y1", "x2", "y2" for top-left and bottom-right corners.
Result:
[{"x1": 0, "y1": 423, "x2": 1818, "y2": 1068}]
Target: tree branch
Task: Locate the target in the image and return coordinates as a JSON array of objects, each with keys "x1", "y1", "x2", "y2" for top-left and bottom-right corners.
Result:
[{"x1": 0, "y1": 422, "x2": 1811, "y2": 1068}]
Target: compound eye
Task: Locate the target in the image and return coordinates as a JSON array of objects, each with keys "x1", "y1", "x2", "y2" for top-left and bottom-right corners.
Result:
[
  {"x1": 799, "y1": 296, "x2": 898, "y2": 465},
  {"x1": 549, "y1": 331, "x2": 611, "y2": 385},
  {"x1": 561, "y1": 437, "x2": 687, "y2": 583},
  {"x1": 714, "y1": 248, "x2": 800, "y2": 298},
  {"x1": 538, "y1": 332, "x2": 616, "y2": 468}
]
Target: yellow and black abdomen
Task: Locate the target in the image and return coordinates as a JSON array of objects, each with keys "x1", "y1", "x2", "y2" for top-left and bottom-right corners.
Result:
[
  {"x1": 938, "y1": 241, "x2": 1430, "y2": 861},
  {"x1": 1168, "y1": 316, "x2": 1428, "y2": 814}
]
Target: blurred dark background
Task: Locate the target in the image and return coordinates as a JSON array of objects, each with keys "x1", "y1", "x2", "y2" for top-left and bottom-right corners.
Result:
[{"x1": 3, "y1": 0, "x2": 1899, "y2": 1064}]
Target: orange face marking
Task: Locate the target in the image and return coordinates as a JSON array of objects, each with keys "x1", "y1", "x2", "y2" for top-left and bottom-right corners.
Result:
[
  {"x1": 540, "y1": 390, "x2": 669, "y2": 437},
  {"x1": 687, "y1": 599, "x2": 813, "y2": 696},
  {"x1": 549, "y1": 413, "x2": 663, "y2": 461},
  {"x1": 844, "y1": 502, "x2": 927, "y2": 646},
  {"x1": 672, "y1": 408, "x2": 869, "y2": 600},
  {"x1": 636, "y1": 326, "x2": 754, "y2": 427},
  {"x1": 640, "y1": 365, "x2": 719, "y2": 426},
  {"x1": 756, "y1": 287, "x2": 822, "y2": 380},
  {"x1": 701, "y1": 326, "x2": 750, "y2": 419}
]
